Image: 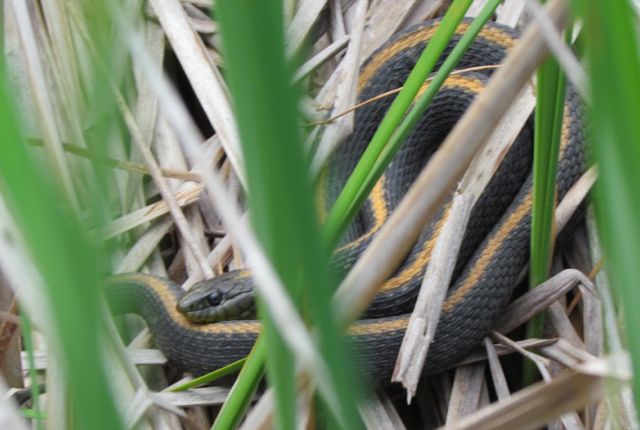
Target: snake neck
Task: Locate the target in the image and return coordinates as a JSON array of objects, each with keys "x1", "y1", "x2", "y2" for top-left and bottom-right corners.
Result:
[
  {"x1": 104, "y1": 273, "x2": 187, "y2": 328},
  {"x1": 105, "y1": 273, "x2": 262, "y2": 376}
]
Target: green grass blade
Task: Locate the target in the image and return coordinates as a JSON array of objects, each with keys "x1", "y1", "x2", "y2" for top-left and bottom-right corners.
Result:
[
  {"x1": 0, "y1": 63, "x2": 123, "y2": 430},
  {"x1": 212, "y1": 338, "x2": 266, "y2": 429},
  {"x1": 169, "y1": 357, "x2": 247, "y2": 392},
  {"x1": 575, "y1": 0, "x2": 640, "y2": 418},
  {"x1": 322, "y1": 0, "x2": 474, "y2": 249},
  {"x1": 530, "y1": 59, "x2": 566, "y2": 289},
  {"x1": 215, "y1": 2, "x2": 362, "y2": 428},
  {"x1": 525, "y1": 36, "x2": 567, "y2": 383},
  {"x1": 20, "y1": 409, "x2": 47, "y2": 421}
]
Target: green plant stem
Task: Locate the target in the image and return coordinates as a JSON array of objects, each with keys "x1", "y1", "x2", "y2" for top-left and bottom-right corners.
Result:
[
  {"x1": 525, "y1": 22, "x2": 568, "y2": 384},
  {"x1": 212, "y1": 337, "x2": 266, "y2": 430},
  {"x1": 20, "y1": 409, "x2": 47, "y2": 420},
  {"x1": 575, "y1": 0, "x2": 640, "y2": 419},
  {"x1": 169, "y1": 357, "x2": 247, "y2": 392}
]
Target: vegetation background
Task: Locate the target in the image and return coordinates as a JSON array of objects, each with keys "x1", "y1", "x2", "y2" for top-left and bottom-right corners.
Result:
[{"x1": 0, "y1": 0, "x2": 638, "y2": 429}]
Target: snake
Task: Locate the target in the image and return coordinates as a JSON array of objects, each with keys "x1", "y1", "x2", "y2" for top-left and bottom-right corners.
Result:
[{"x1": 105, "y1": 19, "x2": 586, "y2": 382}]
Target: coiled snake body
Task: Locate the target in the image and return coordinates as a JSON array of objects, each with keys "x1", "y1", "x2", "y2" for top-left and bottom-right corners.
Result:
[{"x1": 106, "y1": 20, "x2": 586, "y2": 382}]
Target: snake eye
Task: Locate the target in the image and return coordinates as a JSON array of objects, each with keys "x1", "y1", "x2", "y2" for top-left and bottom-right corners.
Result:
[{"x1": 206, "y1": 291, "x2": 222, "y2": 307}]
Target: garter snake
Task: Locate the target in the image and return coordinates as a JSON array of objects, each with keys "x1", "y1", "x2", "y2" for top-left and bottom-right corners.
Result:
[{"x1": 106, "y1": 19, "x2": 586, "y2": 381}]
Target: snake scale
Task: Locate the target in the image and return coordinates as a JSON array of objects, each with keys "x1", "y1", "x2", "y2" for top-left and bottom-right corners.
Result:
[{"x1": 106, "y1": 19, "x2": 586, "y2": 382}]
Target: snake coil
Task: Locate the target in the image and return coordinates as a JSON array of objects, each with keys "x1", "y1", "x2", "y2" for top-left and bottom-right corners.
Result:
[{"x1": 107, "y1": 19, "x2": 586, "y2": 382}]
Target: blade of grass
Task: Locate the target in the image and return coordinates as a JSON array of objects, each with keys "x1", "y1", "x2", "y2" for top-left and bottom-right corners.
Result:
[
  {"x1": 169, "y1": 357, "x2": 247, "y2": 392},
  {"x1": 211, "y1": 338, "x2": 266, "y2": 429},
  {"x1": 526, "y1": 15, "x2": 568, "y2": 383},
  {"x1": 215, "y1": 2, "x2": 362, "y2": 429},
  {"x1": 530, "y1": 42, "x2": 567, "y2": 300},
  {"x1": 322, "y1": 0, "x2": 474, "y2": 249},
  {"x1": 575, "y1": 0, "x2": 640, "y2": 419},
  {"x1": 0, "y1": 55, "x2": 124, "y2": 430}
]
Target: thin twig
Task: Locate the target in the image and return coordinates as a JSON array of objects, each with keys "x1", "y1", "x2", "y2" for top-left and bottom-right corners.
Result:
[
  {"x1": 310, "y1": 65, "x2": 502, "y2": 126},
  {"x1": 491, "y1": 331, "x2": 551, "y2": 379},
  {"x1": 483, "y1": 338, "x2": 511, "y2": 401},
  {"x1": 28, "y1": 140, "x2": 201, "y2": 181}
]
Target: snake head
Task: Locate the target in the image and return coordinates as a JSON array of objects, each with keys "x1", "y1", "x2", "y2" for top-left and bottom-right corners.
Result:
[{"x1": 176, "y1": 270, "x2": 256, "y2": 323}]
